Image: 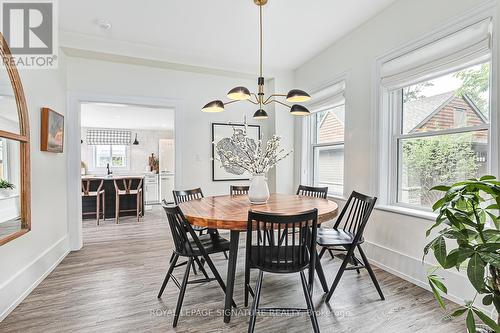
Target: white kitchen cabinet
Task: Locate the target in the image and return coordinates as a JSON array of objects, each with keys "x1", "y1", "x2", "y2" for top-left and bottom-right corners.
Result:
[
  {"x1": 160, "y1": 173, "x2": 174, "y2": 203},
  {"x1": 144, "y1": 174, "x2": 159, "y2": 205}
]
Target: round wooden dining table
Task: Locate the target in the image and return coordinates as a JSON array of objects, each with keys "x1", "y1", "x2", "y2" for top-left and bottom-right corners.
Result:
[{"x1": 178, "y1": 193, "x2": 339, "y2": 323}]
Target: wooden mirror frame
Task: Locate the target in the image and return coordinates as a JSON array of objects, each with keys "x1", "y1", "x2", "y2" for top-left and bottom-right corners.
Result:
[{"x1": 0, "y1": 33, "x2": 31, "y2": 246}]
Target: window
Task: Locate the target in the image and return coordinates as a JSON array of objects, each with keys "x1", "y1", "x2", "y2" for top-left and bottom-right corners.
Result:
[
  {"x1": 92, "y1": 145, "x2": 129, "y2": 169},
  {"x1": 311, "y1": 102, "x2": 345, "y2": 196},
  {"x1": 378, "y1": 17, "x2": 494, "y2": 212},
  {"x1": 396, "y1": 62, "x2": 490, "y2": 209}
]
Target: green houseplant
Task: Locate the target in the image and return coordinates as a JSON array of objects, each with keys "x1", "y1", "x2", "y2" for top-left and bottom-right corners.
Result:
[
  {"x1": 0, "y1": 179, "x2": 15, "y2": 197},
  {"x1": 424, "y1": 176, "x2": 500, "y2": 333}
]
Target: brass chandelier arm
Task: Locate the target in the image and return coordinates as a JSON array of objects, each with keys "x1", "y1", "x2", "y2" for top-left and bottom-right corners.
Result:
[
  {"x1": 246, "y1": 98, "x2": 260, "y2": 105},
  {"x1": 223, "y1": 100, "x2": 240, "y2": 106},
  {"x1": 263, "y1": 93, "x2": 287, "y2": 105},
  {"x1": 264, "y1": 99, "x2": 292, "y2": 108}
]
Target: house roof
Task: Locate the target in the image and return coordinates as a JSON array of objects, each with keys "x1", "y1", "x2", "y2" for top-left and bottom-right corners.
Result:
[{"x1": 403, "y1": 92, "x2": 454, "y2": 133}]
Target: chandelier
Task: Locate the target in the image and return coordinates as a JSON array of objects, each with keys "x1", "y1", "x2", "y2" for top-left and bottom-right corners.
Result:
[{"x1": 201, "y1": 0, "x2": 311, "y2": 119}]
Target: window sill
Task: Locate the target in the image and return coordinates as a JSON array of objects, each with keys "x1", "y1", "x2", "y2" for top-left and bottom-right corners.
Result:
[
  {"x1": 0, "y1": 193, "x2": 19, "y2": 201},
  {"x1": 375, "y1": 204, "x2": 437, "y2": 221},
  {"x1": 327, "y1": 194, "x2": 347, "y2": 201}
]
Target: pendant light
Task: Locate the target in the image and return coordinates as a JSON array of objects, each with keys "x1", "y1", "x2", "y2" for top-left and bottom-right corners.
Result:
[
  {"x1": 133, "y1": 133, "x2": 139, "y2": 145},
  {"x1": 202, "y1": 0, "x2": 311, "y2": 119}
]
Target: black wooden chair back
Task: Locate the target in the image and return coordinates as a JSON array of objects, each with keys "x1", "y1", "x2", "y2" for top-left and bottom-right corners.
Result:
[
  {"x1": 173, "y1": 188, "x2": 204, "y2": 204},
  {"x1": 161, "y1": 203, "x2": 198, "y2": 256},
  {"x1": 296, "y1": 185, "x2": 328, "y2": 199},
  {"x1": 246, "y1": 209, "x2": 318, "y2": 274},
  {"x1": 333, "y1": 191, "x2": 377, "y2": 241},
  {"x1": 230, "y1": 185, "x2": 250, "y2": 196}
]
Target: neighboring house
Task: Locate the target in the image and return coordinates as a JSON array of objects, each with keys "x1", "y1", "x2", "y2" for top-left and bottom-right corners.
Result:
[
  {"x1": 316, "y1": 106, "x2": 345, "y2": 193},
  {"x1": 402, "y1": 92, "x2": 488, "y2": 205},
  {"x1": 403, "y1": 91, "x2": 488, "y2": 141}
]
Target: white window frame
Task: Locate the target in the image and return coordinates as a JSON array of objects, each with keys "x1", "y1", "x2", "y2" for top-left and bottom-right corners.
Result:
[
  {"x1": 374, "y1": 6, "x2": 498, "y2": 218},
  {"x1": 300, "y1": 76, "x2": 348, "y2": 199},
  {"x1": 89, "y1": 144, "x2": 130, "y2": 173}
]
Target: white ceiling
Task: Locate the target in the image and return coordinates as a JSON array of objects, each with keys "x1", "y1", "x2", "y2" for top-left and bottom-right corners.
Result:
[
  {"x1": 60, "y1": 0, "x2": 396, "y2": 73},
  {"x1": 81, "y1": 103, "x2": 175, "y2": 131}
]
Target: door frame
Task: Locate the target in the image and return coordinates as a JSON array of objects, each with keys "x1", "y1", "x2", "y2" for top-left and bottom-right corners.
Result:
[{"x1": 66, "y1": 92, "x2": 183, "y2": 251}]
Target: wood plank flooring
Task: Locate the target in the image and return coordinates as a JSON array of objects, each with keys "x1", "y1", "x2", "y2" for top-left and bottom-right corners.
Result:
[{"x1": 0, "y1": 206, "x2": 465, "y2": 332}]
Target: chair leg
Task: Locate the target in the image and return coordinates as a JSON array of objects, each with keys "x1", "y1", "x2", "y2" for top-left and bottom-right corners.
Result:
[
  {"x1": 102, "y1": 192, "x2": 106, "y2": 221},
  {"x1": 169, "y1": 252, "x2": 175, "y2": 263},
  {"x1": 158, "y1": 253, "x2": 179, "y2": 298},
  {"x1": 115, "y1": 195, "x2": 120, "y2": 224},
  {"x1": 96, "y1": 195, "x2": 100, "y2": 225},
  {"x1": 136, "y1": 193, "x2": 140, "y2": 222},
  {"x1": 357, "y1": 245, "x2": 385, "y2": 300},
  {"x1": 223, "y1": 251, "x2": 228, "y2": 260},
  {"x1": 300, "y1": 270, "x2": 320, "y2": 333},
  {"x1": 244, "y1": 257, "x2": 250, "y2": 307},
  {"x1": 248, "y1": 270, "x2": 263, "y2": 333},
  {"x1": 328, "y1": 249, "x2": 335, "y2": 259},
  {"x1": 173, "y1": 257, "x2": 192, "y2": 328},
  {"x1": 202, "y1": 252, "x2": 237, "y2": 308},
  {"x1": 325, "y1": 246, "x2": 353, "y2": 303},
  {"x1": 319, "y1": 247, "x2": 326, "y2": 259},
  {"x1": 193, "y1": 256, "x2": 209, "y2": 279}
]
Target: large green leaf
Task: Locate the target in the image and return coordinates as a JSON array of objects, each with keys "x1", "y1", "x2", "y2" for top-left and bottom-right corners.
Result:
[
  {"x1": 467, "y1": 253, "x2": 486, "y2": 292},
  {"x1": 449, "y1": 307, "x2": 467, "y2": 318},
  {"x1": 433, "y1": 236, "x2": 447, "y2": 267},
  {"x1": 466, "y1": 310, "x2": 476, "y2": 333},
  {"x1": 431, "y1": 185, "x2": 452, "y2": 192},
  {"x1": 478, "y1": 252, "x2": 500, "y2": 268},
  {"x1": 428, "y1": 277, "x2": 446, "y2": 309},
  {"x1": 473, "y1": 308, "x2": 500, "y2": 333},
  {"x1": 480, "y1": 175, "x2": 497, "y2": 181}
]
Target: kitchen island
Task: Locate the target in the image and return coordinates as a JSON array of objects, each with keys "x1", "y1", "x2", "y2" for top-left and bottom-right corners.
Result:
[{"x1": 82, "y1": 175, "x2": 145, "y2": 220}]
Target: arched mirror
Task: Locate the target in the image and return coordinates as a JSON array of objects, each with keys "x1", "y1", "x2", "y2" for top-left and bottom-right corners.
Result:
[{"x1": 0, "y1": 33, "x2": 31, "y2": 246}]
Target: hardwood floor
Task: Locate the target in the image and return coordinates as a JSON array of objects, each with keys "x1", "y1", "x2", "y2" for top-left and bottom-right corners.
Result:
[{"x1": 0, "y1": 206, "x2": 464, "y2": 332}]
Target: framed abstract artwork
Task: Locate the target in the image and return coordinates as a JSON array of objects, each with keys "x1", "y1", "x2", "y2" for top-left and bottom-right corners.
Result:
[
  {"x1": 41, "y1": 107, "x2": 64, "y2": 153},
  {"x1": 212, "y1": 122, "x2": 261, "y2": 181}
]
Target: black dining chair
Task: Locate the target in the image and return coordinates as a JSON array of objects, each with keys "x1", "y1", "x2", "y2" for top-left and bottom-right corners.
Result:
[
  {"x1": 246, "y1": 209, "x2": 320, "y2": 333},
  {"x1": 173, "y1": 187, "x2": 228, "y2": 260},
  {"x1": 157, "y1": 203, "x2": 236, "y2": 327},
  {"x1": 296, "y1": 185, "x2": 329, "y2": 199},
  {"x1": 317, "y1": 191, "x2": 384, "y2": 302},
  {"x1": 173, "y1": 188, "x2": 208, "y2": 235},
  {"x1": 230, "y1": 185, "x2": 250, "y2": 196}
]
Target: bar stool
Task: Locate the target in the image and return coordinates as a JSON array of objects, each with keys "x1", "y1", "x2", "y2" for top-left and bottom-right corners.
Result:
[
  {"x1": 113, "y1": 177, "x2": 143, "y2": 223},
  {"x1": 81, "y1": 178, "x2": 105, "y2": 225}
]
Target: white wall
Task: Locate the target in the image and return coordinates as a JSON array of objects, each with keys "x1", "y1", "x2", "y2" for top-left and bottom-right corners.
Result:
[
  {"x1": 0, "y1": 53, "x2": 69, "y2": 320},
  {"x1": 295, "y1": 0, "x2": 499, "y2": 306}
]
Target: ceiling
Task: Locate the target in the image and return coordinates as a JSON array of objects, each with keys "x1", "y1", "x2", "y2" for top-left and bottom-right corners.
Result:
[
  {"x1": 81, "y1": 103, "x2": 175, "y2": 131},
  {"x1": 60, "y1": 0, "x2": 396, "y2": 73}
]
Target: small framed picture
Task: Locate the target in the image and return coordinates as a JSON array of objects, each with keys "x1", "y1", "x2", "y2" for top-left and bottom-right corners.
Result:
[
  {"x1": 41, "y1": 108, "x2": 64, "y2": 153},
  {"x1": 212, "y1": 122, "x2": 261, "y2": 181}
]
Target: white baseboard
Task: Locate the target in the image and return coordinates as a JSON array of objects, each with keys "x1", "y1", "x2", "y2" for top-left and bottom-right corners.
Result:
[
  {"x1": 363, "y1": 240, "x2": 485, "y2": 311},
  {"x1": 0, "y1": 235, "x2": 70, "y2": 322}
]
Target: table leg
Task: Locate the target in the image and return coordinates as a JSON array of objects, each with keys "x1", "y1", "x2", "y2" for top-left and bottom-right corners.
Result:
[
  {"x1": 315, "y1": 250, "x2": 329, "y2": 293},
  {"x1": 224, "y1": 230, "x2": 240, "y2": 323}
]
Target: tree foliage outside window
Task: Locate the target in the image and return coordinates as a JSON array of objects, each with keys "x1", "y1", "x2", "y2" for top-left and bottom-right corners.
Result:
[
  {"x1": 455, "y1": 63, "x2": 490, "y2": 115},
  {"x1": 401, "y1": 133, "x2": 480, "y2": 207}
]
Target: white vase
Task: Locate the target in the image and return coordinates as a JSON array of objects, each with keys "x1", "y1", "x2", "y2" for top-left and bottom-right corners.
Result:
[{"x1": 248, "y1": 174, "x2": 270, "y2": 204}]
